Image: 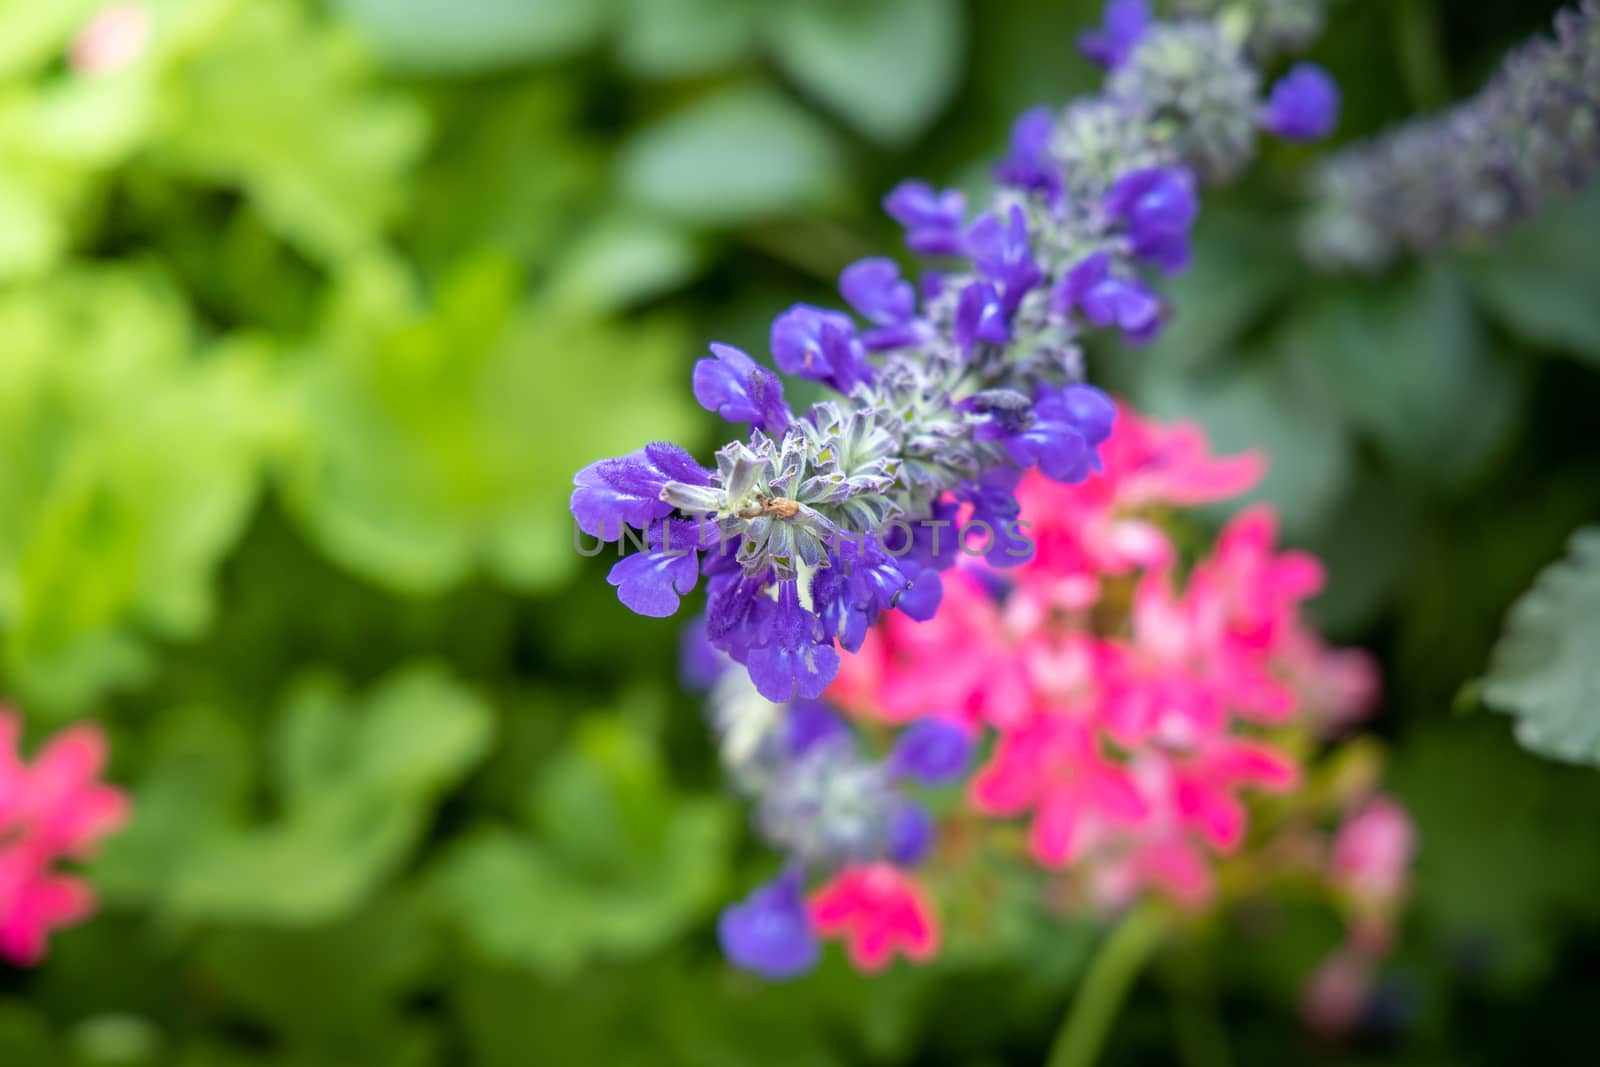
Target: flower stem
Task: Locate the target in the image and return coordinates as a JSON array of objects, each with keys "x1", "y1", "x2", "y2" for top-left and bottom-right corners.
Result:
[{"x1": 1045, "y1": 904, "x2": 1168, "y2": 1067}]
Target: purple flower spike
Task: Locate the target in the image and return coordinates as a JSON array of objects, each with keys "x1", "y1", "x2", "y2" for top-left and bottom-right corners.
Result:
[
  {"x1": 771, "y1": 304, "x2": 872, "y2": 392},
  {"x1": 996, "y1": 106, "x2": 1062, "y2": 203},
  {"x1": 717, "y1": 870, "x2": 819, "y2": 980},
  {"x1": 1078, "y1": 0, "x2": 1150, "y2": 70},
  {"x1": 1262, "y1": 63, "x2": 1340, "y2": 142},
  {"x1": 889, "y1": 718, "x2": 975, "y2": 786},
  {"x1": 693, "y1": 343, "x2": 793, "y2": 433},
  {"x1": 570, "y1": 443, "x2": 710, "y2": 541},
  {"x1": 1106, "y1": 166, "x2": 1199, "y2": 273},
  {"x1": 840, "y1": 258, "x2": 923, "y2": 351},
  {"x1": 884, "y1": 180, "x2": 968, "y2": 257},
  {"x1": 887, "y1": 802, "x2": 936, "y2": 866}
]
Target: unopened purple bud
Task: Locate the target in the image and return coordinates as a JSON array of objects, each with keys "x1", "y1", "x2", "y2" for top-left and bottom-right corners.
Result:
[
  {"x1": 1079, "y1": 0, "x2": 1151, "y2": 69},
  {"x1": 717, "y1": 870, "x2": 819, "y2": 980},
  {"x1": 1263, "y1": 63, "x2": 1340, "y2": 141},
  {"x1": 889, "y1": 718, "x2": 975, "y2": 786},
  {"x1": 884, "y1": 180, "x2": 968, "y2": 257}
]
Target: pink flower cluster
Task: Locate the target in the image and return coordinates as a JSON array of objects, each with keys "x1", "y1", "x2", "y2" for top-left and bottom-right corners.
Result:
[
  {"x1": 0, "y1": 711, "x2": 128, "y2": 965},
  {"x1": 818, "y1": 404, "x2": 1406, "y2": 978}
]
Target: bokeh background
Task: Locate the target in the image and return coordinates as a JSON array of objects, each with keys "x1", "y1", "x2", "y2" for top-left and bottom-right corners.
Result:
[{"x1": 1, "y1": 0, "x2": 1598, "y2": 1064}]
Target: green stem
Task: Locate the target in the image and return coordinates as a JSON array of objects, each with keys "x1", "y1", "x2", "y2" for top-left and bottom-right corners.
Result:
[
  {"x1": 1045, "y1": 904, "x2": 1168, "y2": 1067},
  {"x1": 1393, "y1": 0, "x2": 1451, "y2": 111}
]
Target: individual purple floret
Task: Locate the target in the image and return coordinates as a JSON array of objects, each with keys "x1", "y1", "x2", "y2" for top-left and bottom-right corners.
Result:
[
  {"x1": 1262, "y1": 62, "x2": 1340, "y2": 141},
  {"x1": 717, "y1": 869, "x2": 819, "y2": 980},
  {"x1": 889, "y1": 718, "x2": 976, "y2": 786},
  {"x1": 1106, "y1": 166, "x2": 1200, "y2": 273},
  {"x1": 884, "y1": 181, "x2": 968, "y2": 257},
  {"x1": 693, "y1": 343, "x2": 793, "y2": 433},
  {"x1": 996, "y1": 107, "x2": 1064, "y2": 204},
  {"x1": 1079, "y1": 0, "x2": 1151, "y2": 69}
]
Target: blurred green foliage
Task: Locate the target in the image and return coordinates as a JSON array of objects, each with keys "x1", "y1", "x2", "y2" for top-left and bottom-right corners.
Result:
[{"x1": 0, "y1": 0, "x2": 1597, "y2": 1065}]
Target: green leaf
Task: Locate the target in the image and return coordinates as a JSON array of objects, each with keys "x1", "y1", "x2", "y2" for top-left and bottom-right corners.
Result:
[
  {"x1": 551, "y1": 213, "x2": 705, "y2": 311},
  {"x1": 0, "y1": 268, "x2": 265, "y2": 712},
  {"x1": 615, "y1": 0, "x2": 760, "y2": 79},
  {"x1": 429, "y1": 715, "x2": 733, "y2": 976},
  {"x1": 1133, "y1": 203, "x2": 1297, "y2": 373},
  {"x1": 1464, "y1": 186, "x2": 1600, "y2": 364},
  {"x1": 1287, "y1": 264, "x2": 1522, "y2": 491},
  {"x1": 768, "y1": 0, "x2": 965, "y2": 146},
  {"x1": 1391, "y1": 719, "x2": 1600, "y2": 985},
  {"x1": 280, "y1": 254, "x2": 703, "y2": 594},
  {"x1": 1483, "y1": 526, "x2": 1600, "y2": 766},
  {"x1": 334, "y1": 0, "x2": 613, "y2": 74},
  {"x1": 152, "y1": 1, "x2": 426, "y2": 264},
  {"x1": 619, "y1": 84, "x2": 847, "y2": 225},
  {"x1": 99, "y1": 666, "x2": 493, "y2": 925}
]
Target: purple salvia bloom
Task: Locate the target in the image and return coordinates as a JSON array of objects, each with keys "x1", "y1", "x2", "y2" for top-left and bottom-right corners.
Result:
[
  {"x1": 771, "y1": 304, "x2": 872, "y2": 391},
  {"x1": 996, "y1": 106, "x2": 1063, "y2": 203},
  {"x1": 1003, "y1": 387, "x2": 1100, "y2": 484},
  {"x1": 747, "y1": 582, "x2": 840, "y2": 702},
  {"x1": 1060, "y1": 383, "x2": 1118, "y2": 447},
  {"x1": 884, "y1": 180, "x2": 968, "y2": 257},
  {"x1": 967, "y1": 205, "x2": 1044, "y2": 311},
  {"x1": 954, "y1": 281, "x2": 1010, "y2": 352},
  {"x1": 840, "y1": 258, "x2": 923, "y2": 351},
  {"x1": 889, "y1": 718, "x2": 975, "y2": 786},
  {"x1": 895, "y1": 564, "x2": 944, "y2": 621},
  {"x1": 571, "y1": 443, "x2": 710, "y2": 540},
  {"x1": 1079, "y1": 0, "x2": 1151, "y2": 69},
  {"x1": 693, "y1": 343, "x2": 793, "y2": 433},
  {"x1": 606, "y1": 519, "x2": 707, "y2": 618},
  {"x1": 1262, "y1": 62, "x2": 1340, "y2": 141},
  {"x1": 785, "y1": 700, "x2": 851, "y2": 756},
  {"x1": 1105, "y1": 165, "x2": 1199, "y2": 273},
  {"x1": 717, "y1": 870, "x2": 819, "y2": 979},
  {"x1": 1054, "y1": 251, "x2": 1163, "y2": 343},
  {"x1": 887, "y1": 801, "x2": 935, "y2": 866}
]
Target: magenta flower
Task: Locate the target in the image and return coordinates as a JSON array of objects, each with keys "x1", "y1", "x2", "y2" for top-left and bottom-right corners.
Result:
[
  {"x1": 809, "y1": 864, "x2": 939, "y2": 973},
  {"x1": 0, "y1": 712, "x2": 129, "y2": 966}
]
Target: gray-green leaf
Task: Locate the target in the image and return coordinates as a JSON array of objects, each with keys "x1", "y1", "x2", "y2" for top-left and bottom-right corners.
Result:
[
  {"x1": 1483, "y1": 526, "x2": 1600, "y2": 766},
  {"x1": 768, "y1": 0, "x2": 965, "y2": 146}
]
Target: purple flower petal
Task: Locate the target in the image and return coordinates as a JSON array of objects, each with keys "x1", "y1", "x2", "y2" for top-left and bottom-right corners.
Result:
[
  {"x1": 889, "y1": 718, "x2": 975, "y2": 786},
  {"x1": 692, "y1": 343, "x2": 792, "y2": 433}
]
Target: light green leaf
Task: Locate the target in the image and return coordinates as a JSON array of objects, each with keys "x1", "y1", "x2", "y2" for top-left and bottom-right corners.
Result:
[
  {"x1": 335, "y1": 0, "x2": 613, "y2": 74},
  {"x1": 551, "y1": 213, "x2": 705, "y2": 311},
  {"x1": 1483, "y1": 526, "x2": 1600, "y2": 766},
  {"x1": 152, "y1": 1, "x2": 426, "y2": 263},
  {"x1": 99, "y1": 667, "x2": 493, "y2": 925},
  {"x1": 1465, "y1": 186, "x2": 1600, "y2": 364},
  {"x1": 430, "y1": 716, "x2": 733, "y2": 976},
  {"x1": 619, "y1": 84, "x2": 847, "y2": 225},
  {"x1": 615, "y1": 0, "x2": 760, "y2": 79},
  {"x1": 0, "y1": 268, "x2": 266, "y2": 712},
  {"x1": 768, "y1": 0, "x2": 965, "y2": 145},
  {"x1": 281, "y1": 253, "x2": 702, "y2": 594}
]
